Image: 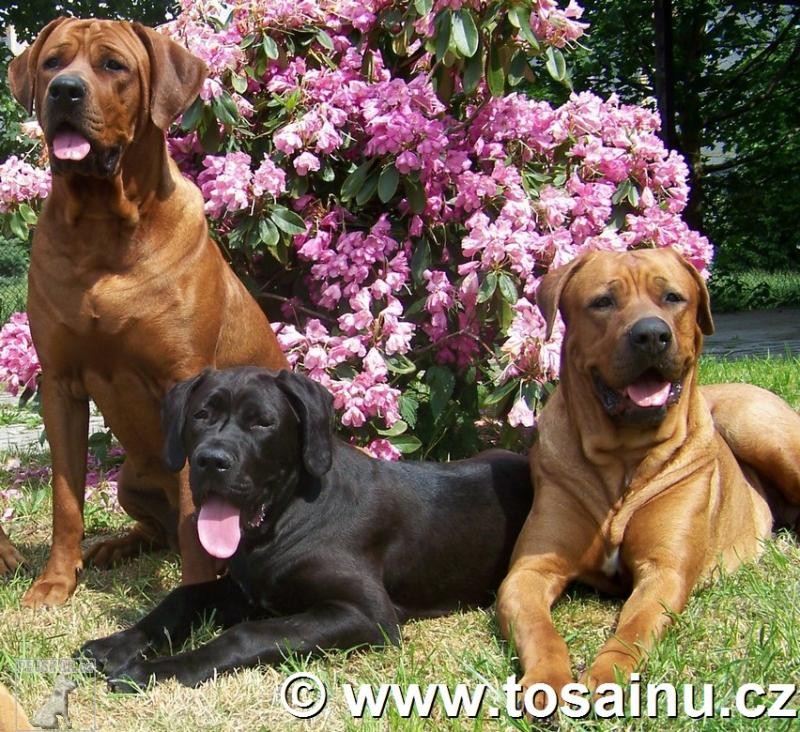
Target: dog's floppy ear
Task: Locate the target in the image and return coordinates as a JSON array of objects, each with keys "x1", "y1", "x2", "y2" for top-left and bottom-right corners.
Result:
[
  {"x1": 8, "y1": 17, "x2": 69, "y2": 114},
  {"x1": 673, "y1": 252, "x2": 714, "y2": 336},
  {"x1": 274, "y1": 370, "x2": 334, "y2": 478},
  {"x1": 161, "y1": 369, "x2": 211, "y2": 472},
  {"x1": 132, "y1": 23, "x2": 208, "y2": 131},
  {"x1": 536, "y1": 253, "x2": 594, "y2": 340}
]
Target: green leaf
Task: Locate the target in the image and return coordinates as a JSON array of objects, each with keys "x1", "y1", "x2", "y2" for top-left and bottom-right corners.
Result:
[
  {"x1": 378, "y1": 165, "x2": 400, "y2": 203},
  {"x1": 545, "y1": 46, "x2": 567, "y2": 82},
  {"x1": 398, "y1": 393, "x2": 419, "y2": 428},
  {"x1": 385, "y1": 353, "x2": 417, "y2": 375},
  {"x1": 512, "y1": 5, "x2": 541, "y2": 52},
  {"x1": 270, "y1": 206, "x2": 306, "y2": 235},
  {"x1": 612, "y1": 180, "x2": 633, "y2": 205},
  {"x1": 452, "y1": 9, "x2": 479, "y2": 57},
  {"x1": 414, "y1": 0, "x2": 433, "y2": 15},
  {"x1": 498, "y1": 273, "x2": 519, "y2": 304},
  {"x1": 17, "y1": 203, "x2": 38, "y2": 226},
  {"x1": 404, "y1": 176, "x2": 427, "y2": 214},
  {"x1": 411, "y1": 238, "x2": 431, "y2": 285},
  {"x1": 434, "y1": 10, "x2": 453, "y2": 62},
  {"x1": 231, "y1": 73, "x2": 248, "y2": 95},
  {"x1": 483, "y1": 378, "x2": 519, "y2": 407},
  {"x1": 179, "y1": 96, "x2": 204, "y2": 131},
  {"x1": 356, "y1": 173, "x2": 379, "y2": 206},
  {"x1": 211, "y1": 93, "x2": 239, "y2": 126},
  {"x1": 487, "y1": 43, "x2": 505, "y2": 97},
  {"x1": 425, "y1": 365, "x2": 456, "y2": 421},
  {"x1": 341, "y1": 160, "x2": 373, "y2": 202},
  {"x1": 262, "y1": 35, "x2": 279, "y2": 60},
  {"x1": 627, "y1": 184, "x2": 641, "y2": 208},
  {"x1": 388, "y1": 433, "x2": 422, "y2": 454},
  {"x1": 508, "y1": 50, "x2": 529, "y2": 87},
  {"x1": 375, "y1": 420, "x2": 408, "y2": 437},
  {"x1": 477, "y1": 271, "x2": 498, "y2": 303},
  {"x1": 316, "y1": 29, "x2": 334, "y2": 51},
  {"x1": 462, "y1": 43, "x2": 483, "y2": 93},
  {"x1": 258, "y1": 218, "x2": 280, "y2": 248},
  {"x1": 8, "y1": 212, "x2": 28, "y2": 241}
]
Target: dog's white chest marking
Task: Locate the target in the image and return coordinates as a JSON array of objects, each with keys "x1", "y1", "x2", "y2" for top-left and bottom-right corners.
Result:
[{"x1": 602, "y1": 546, "x2": 621, "y2": 577}]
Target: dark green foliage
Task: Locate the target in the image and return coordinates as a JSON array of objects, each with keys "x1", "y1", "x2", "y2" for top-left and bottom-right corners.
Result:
[
  {"x1": 572, "y1": 0, "x2": 800, "y2": 274},
  {"x1": 0, "y1": 1, "x2": 178, "y2": 41},
  {"x1": 709, "y1": 270, "x2": 800, "y2": 313}
]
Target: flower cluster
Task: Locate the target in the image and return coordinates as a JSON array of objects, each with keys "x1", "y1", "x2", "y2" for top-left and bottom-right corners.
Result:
[
  {"x1": 0, "y1": 0, "x2": 713, "y2": 458},
  {"x1": 0, "y1": 313, "x2": 40, "y2": 396},
  {"x1": 0, "y1": 156, "x2": 51, "y2": 213}
]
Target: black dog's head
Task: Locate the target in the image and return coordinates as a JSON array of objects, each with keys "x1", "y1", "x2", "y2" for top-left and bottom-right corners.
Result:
[{"x1": 161, "y1": 367, "x2": 334, "y2": 558}]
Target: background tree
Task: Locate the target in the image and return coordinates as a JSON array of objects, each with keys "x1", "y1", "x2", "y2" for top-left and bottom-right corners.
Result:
[
  {"x1": 572, "y1": 0, "x2": 800, "y2": 270},
  {"x1": 0, "y1": 0, "x2": 176, "y2": 41}
]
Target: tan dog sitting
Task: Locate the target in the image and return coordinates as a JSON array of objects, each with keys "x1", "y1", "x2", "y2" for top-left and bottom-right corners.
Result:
[
  {"x1": 8, "y1": 18, "x2": 288, "y2": 608},
  {"x1": 497, "y1": 248, "x2": 800, "y2": 701}
]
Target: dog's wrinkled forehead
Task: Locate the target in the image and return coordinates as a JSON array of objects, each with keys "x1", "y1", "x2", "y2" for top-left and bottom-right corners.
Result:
[
  {"x1": 191, "y1": 368, "x2": 291, "y2": 418},
  {"x1": 566, "y1": 250, "x2": 696, "y2": 306},
  {"x1": 39, "y1": 20, "x2": 146, "y2": 72}
]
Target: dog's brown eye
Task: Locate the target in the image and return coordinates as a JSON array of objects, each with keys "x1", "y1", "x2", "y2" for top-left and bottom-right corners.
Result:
[
  {"x1": 590, "y1": 295, "x2": 614, "y2": 309},
  {"x1": 104, "y1": 58, "x2": 127, "y2": 72},
  {"x1": 43, "y1": 57, "x2": 60, "y2": 70},
  {"x1": 664, "y1": 292, "x2": 685, "y2": 304}
]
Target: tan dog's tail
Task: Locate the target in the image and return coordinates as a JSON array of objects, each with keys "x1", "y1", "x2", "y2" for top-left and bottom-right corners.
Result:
[{"x1": 0, "y1": 684, "x2": 34, "y2": 732}]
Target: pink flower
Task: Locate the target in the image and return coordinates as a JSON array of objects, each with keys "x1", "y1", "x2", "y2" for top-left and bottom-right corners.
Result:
[
  {"x1": 197, "y1": 152, "x2": 253, "y2": 218},
  {"x1": 0, "y1": 313, "x2": 40, "y2": 395},
  {"x1": 364, "y1": 438, "x2": 402, "y2": 461},
  {"x1": 508, "y1": 397, "x2": 536, "y2": 428},
  {"x1": 293, "y1": 152, "x2": 322, "y2": 176},
  {"x1": 253, "y1": 155, "x2": 287, "y2": 198},
  {"x1": 0, "y1": 157, "x2": 51, "y2": 212}
]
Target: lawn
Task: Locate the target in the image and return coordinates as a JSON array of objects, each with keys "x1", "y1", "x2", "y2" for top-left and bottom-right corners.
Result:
[{"x1": 0, "y1": 355, "x2": 798, "y2": 731}]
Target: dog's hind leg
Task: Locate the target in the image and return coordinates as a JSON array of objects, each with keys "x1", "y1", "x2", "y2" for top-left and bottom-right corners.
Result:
[
  {"x1": 84, "y1": 460, "x2": 177, "y2": 567},
  {"x1": 702, "y1": 383, "x2": 800, "y2": 518}
]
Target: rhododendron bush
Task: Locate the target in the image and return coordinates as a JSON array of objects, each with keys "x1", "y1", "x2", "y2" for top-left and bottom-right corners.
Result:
[{"x1": 0, "y1": 0, "x2": 712, "y2": 460}]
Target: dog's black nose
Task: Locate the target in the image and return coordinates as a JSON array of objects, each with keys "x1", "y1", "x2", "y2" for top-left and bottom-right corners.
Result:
[
  {"x1": 48, "y1": 75, "x2": 87, "y2": 105},
  {"x1": 629, "y1": 317, "x2": 673, "y2": 355},
  {"x1": 193, "y1": 447, "x2": 233, "y2": 473}
]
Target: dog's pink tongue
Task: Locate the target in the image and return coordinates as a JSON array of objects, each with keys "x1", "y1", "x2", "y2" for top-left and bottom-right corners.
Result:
[
  {"x1": 197, "y1": 496, "x2": 241, "y2": 559},
  {"x1": 52, "y1": 131, "x2": 91, "y2": 161},
  {"x1": 625, "y1": 378, "x2": 672, "y2": 408}
]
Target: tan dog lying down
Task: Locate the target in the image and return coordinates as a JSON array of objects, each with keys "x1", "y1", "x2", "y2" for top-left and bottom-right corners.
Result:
[{"x1": 497, "y1": 248, "x2": 800, "y2": 702}]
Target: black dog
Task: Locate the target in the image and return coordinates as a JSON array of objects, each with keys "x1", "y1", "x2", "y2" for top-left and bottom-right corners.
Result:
[{"x1": 79, "y1": 367, "x2": 532, "y2": 689}]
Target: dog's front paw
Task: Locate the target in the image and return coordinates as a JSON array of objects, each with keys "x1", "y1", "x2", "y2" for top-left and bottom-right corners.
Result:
[
  {"x1": 582, "y1": 649, "x2": 638, "y2": 692},
  {"x1": 107, "y1": 660, "x2": 153, "y2": 694},
  {"x1": 79, "y1": 629, "x2": 149, "y2": 676},
  {"x1": 515, "y1": 671, "x2": 573, "y2": 716}
]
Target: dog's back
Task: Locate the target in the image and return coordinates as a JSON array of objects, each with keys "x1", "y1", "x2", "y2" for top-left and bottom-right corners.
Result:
[{"x1": 325, "y1": 445, "x2": 532, "y2": 619}]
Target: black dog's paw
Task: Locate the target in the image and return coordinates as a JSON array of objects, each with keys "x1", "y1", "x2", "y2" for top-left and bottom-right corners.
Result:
[
  {"x1": 107, "y1": 660, "x2": 152, "y2": 694},
  {"x1": 79, "y1": 629, "x2": 149, "y2": 676}
]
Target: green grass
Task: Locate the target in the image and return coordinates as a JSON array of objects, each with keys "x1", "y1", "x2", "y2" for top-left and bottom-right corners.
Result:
[
  {"x1": 699, "y1": 353, "x2": 800, "y2": 409},
  {"x1": 0, "y1": 355, "x2": 798, "y2": 730}
]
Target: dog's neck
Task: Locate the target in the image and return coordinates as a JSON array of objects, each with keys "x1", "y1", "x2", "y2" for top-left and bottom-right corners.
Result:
[
  {"x1": 50, "y1": 123, "x2": 175, "y2": 229},
  {"x1": 561, "y1": 365, "x2": 708, "y2": 477}
]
